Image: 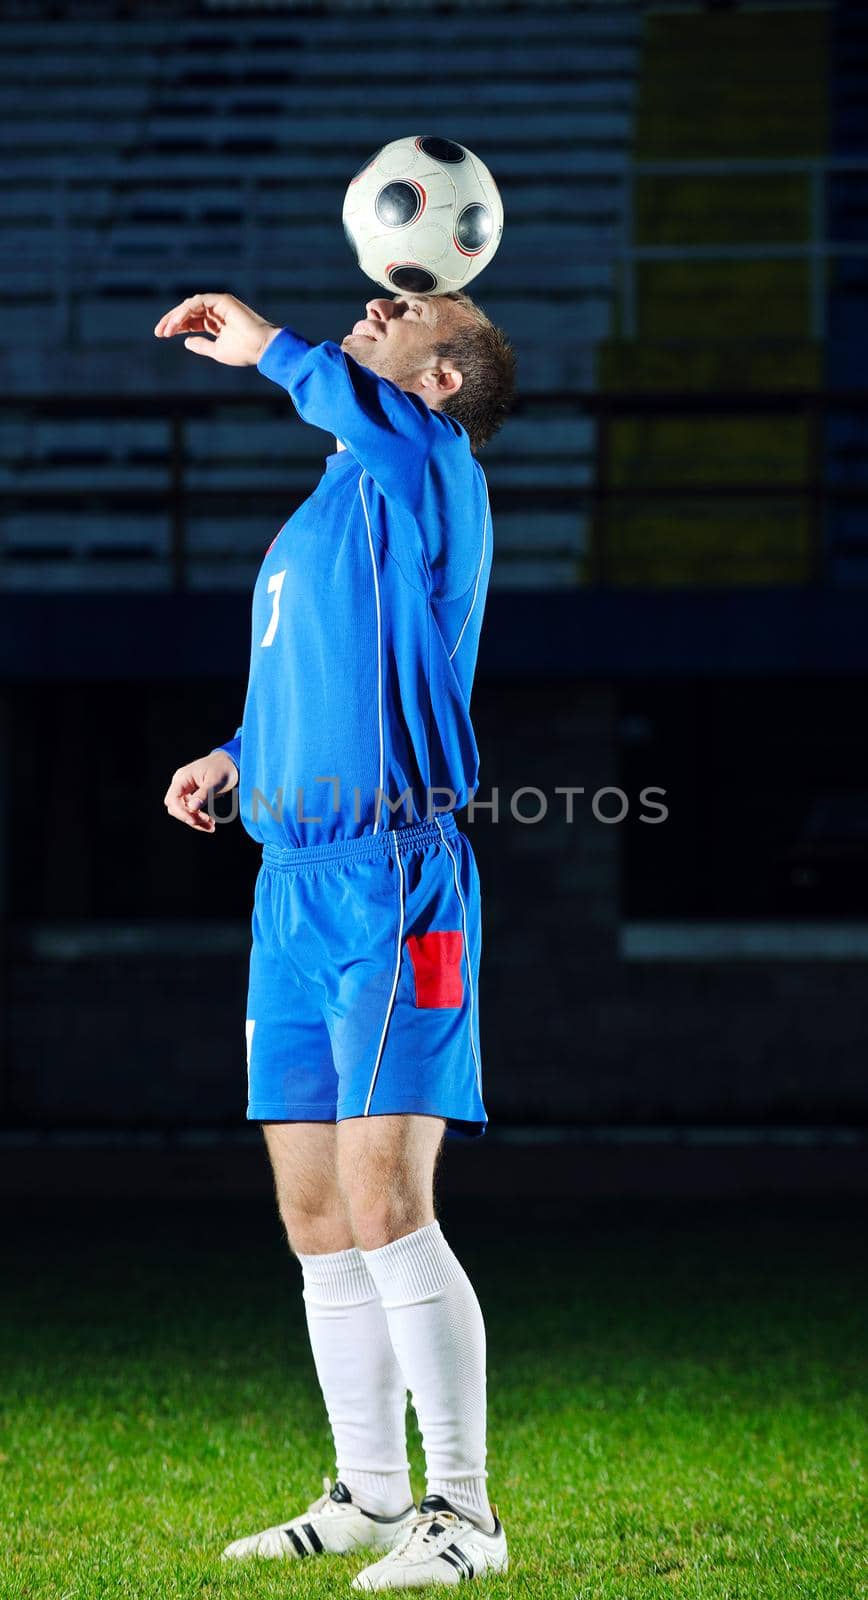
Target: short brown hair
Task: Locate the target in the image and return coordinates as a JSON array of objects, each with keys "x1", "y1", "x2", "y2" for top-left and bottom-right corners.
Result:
[{"x1": 431, "y1": 291, "x2": 517, "y2": 453}]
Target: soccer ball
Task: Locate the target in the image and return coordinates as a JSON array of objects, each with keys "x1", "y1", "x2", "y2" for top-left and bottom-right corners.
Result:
[{"x1": 341, "y1": 135, "x2": 504, "y2": 295}]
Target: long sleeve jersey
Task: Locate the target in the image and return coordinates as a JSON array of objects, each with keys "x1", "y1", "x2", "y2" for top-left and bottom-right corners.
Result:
[{"x1": 216, "y1": 327, "x2": 493, "y2": 850}]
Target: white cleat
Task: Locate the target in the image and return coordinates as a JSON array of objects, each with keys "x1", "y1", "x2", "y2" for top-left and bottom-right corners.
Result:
[
  {"x1": 221, "y1": 1477, "x2": 416, "y2": 1562},
  {"x1": 351, "y1": 1495, "x2": 508, "y2": 1589}
]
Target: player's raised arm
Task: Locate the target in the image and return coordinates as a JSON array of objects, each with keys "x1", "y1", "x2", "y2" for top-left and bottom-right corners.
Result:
[
  {"x1": 154, "y1": 292, "x2": 281, "y2": 367},
  {"x1": 155, "y1": 289, "x2": 511, "y2": 595},
  {"x1": 155, "y1": 293, "x2": 467, "y2": 516},
  {"x1": 262, "y1": 328, "x2": 466, "y2": 511}
]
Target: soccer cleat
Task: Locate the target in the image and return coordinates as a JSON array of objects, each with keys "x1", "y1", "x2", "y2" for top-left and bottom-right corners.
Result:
[
  {"x1": 221, "y1": 1477, "x2": 416, "y2": 1561},
  {"x1": 351, "y1": 1494, "x2": 508, "y2": 1589}
]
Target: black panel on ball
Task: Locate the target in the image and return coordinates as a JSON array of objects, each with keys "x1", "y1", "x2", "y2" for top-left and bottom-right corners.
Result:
[
  {"x1": 455, "y1": 202, "x2": 492, "y2": 251},
  {"x1": 375, "y1": 181, "x2": 422, "y2": 228},
  {"x1": 417, "y1": 135, "x2": 466, "y2": 163},
  {"x1": 389, "y1": 265, "x2": 438, "y2": 293}
]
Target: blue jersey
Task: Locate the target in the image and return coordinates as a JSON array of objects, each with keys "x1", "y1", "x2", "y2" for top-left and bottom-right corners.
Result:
[{"x1": 217, "y1": 327, "x2": 493, "y2": 850}]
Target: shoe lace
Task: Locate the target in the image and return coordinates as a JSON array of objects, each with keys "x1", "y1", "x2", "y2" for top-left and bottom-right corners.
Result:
[
  {"x1": 390, "y1": 1507, "x2": 462, "y2": 1560},
  {"x1": 306, "y1": 1476, "x2": 340, "y2": 1517}
]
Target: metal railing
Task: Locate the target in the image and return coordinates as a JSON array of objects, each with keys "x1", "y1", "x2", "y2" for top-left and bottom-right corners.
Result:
[{"x1": 0, "y1": 387, "x2": 864, "y2": 589}]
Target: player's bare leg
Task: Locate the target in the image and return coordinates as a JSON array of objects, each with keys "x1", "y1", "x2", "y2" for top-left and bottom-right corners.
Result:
[
  {"x1": 222, "y1": 1121, "x2": 415, "y2": 1562},
  {"x1": 337, "y1": 1114, "x2": 507, "y2": 1588},
  {"x1": 336, "y1": 1111, "x2": 442, "y2": 1250},
  {"x1": 265, "y1": 1120, "x2": 353, "y2": 1255},
  {"x1": 223, "y1": 1113, "x2": 505, "y2": 1581}
]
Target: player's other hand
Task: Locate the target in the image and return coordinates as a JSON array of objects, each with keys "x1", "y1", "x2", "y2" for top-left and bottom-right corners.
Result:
[
  {"x1": 164, "y1": 751, "x2": 239, "y2": 834},
  {"x1": 154, "y1": 293, "x2": 280, "y2": 367}
]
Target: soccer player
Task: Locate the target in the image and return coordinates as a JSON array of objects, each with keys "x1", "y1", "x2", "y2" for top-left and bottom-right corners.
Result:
[{"x1": 157, "y1": 288, "x2": 516, "y2": 1590}]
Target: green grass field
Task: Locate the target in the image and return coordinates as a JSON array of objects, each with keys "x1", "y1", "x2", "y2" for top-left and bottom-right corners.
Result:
[{"x1": 0, "y1": 1194, "x2": 864, "y2": 1599}]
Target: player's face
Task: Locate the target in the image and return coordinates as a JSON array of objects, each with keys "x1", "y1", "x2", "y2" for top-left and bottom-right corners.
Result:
[{"x1": 340, "y1": 294, "x2": 459, "y2": 394}]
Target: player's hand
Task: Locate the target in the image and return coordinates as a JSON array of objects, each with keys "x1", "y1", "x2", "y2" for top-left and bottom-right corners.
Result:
[
  {"x1": 154, "y1": 293, "x2": 280, "y2": 367},
  {"x1": 163, "y1": 751, "x2": 239, "y2": 834}
]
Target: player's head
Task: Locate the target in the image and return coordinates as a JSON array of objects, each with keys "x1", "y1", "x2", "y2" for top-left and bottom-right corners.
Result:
[{"x1": 340, "y1": 291, "x2": 516, "y2": 452}]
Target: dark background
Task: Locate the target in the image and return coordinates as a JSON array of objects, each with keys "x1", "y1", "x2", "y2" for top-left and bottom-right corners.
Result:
[{"x1": 1, "y1": 0, "x2": 866, "y2": 1191}]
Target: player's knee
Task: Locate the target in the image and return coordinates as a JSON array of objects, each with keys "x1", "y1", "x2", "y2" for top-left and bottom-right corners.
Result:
[
  {"x1": 346, "y1": 1190, "x2": 432, "y2": 1252},
  {"x1": 277, "y1": 1194, "x2": 352, "y2": 1256}
]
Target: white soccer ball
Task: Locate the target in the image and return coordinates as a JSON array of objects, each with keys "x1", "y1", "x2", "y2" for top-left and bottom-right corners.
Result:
[{"x1": 342, "y1": 135, "x2": 504, "y2": 295}]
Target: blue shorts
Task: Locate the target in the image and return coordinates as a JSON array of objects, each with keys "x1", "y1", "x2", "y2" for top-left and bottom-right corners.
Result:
[{"x1": 245, "y1": 814, "x2": 486, "y2": 1137}]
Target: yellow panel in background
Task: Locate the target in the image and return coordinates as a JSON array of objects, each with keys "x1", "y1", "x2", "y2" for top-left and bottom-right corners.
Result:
[
  {"x1": 635, "y1": 174, "x2": 810, "y2": 248},
  {"x1": 637, "y1": 11, "x2": 828, "y2": 159},
  {"x1": 609, "y1": 415, "x2": 811, "y2": 489},
  {"x1": 636, "y1": 260, "x2": 811, "y2": 341},
  {"x1": 602, "y1": 498, "x2": 813, "y2": 587},
  {"x1": 597, "y1": 340, "x2": 822, "y2": 394},
  {"x1": 589, "y1": 6, "x2": 828, "y2": 590}
]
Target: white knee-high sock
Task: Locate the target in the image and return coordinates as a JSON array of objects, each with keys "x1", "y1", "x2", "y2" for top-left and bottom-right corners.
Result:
[
  {"x1": 361, "y1": 1222, "x2": 494, "y2": 1532},
  {"x1": 297, "y1": 1246, "x2": 413, "y2": 1518}
]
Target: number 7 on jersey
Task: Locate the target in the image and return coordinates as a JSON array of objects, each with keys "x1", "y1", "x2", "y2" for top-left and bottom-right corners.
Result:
[{"x1": 260, "y1": 569, "x2": 286, "y2": 648}]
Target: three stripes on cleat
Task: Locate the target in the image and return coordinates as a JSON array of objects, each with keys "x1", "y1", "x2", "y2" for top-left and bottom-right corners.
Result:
[
  {"x1": 416, "y1": 1516, "x2": 474, "y2": 1579},
  {"x1": 284, "y1": 1518, "x2": 475, "y2": 1579},
  {"x1": 440, "y1": 1542, "x2": 475, "y2": 1580},
  {"x1": 282, "y1": 1521, "x2": 325, "y2": 1556}
]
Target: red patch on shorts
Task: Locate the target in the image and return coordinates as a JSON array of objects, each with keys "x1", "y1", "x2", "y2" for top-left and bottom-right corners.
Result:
[{"x1": 406, "y1": 930, "x2": 464, "y2": 1009}]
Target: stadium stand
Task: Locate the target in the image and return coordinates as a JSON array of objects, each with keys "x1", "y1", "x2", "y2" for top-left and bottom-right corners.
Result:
[
  {"x1": 0, "y1": 0, "x2": 861, "y2": 600},
  {"x1": 0, "y1": 2, "x2": 642, "y2": 587}
]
